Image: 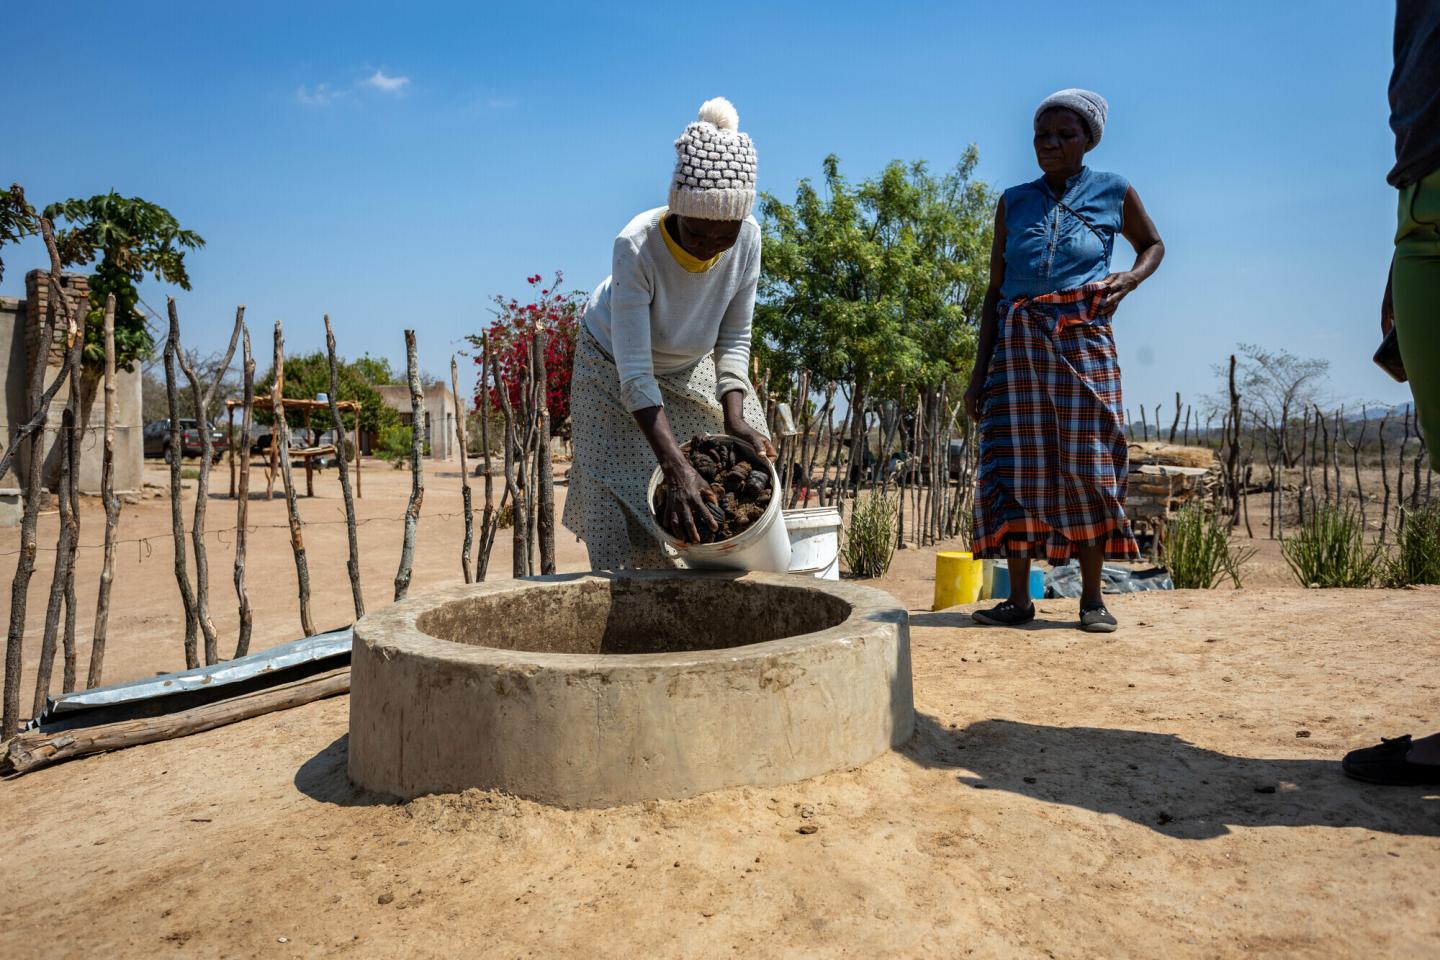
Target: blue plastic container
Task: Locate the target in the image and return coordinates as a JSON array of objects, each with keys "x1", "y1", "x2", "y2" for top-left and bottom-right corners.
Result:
[{"x1": 989, "y1": 566, "x2": 1046, "y2": 601}]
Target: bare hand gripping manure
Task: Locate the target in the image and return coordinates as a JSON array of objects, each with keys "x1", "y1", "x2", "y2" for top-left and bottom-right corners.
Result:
[{"x1": 652, "y1": 436, "x2": 773, "y2": 543}]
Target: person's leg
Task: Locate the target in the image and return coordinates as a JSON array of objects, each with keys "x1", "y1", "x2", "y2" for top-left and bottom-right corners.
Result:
[
  {"x1": 1077, "y1": 544, "x2": 1105, "y2": 607},
  {"x1": 1006, "y1": 552, "x2": 1032, "y2": 608},
  {"x1": 1343, "y1": 169, "x2": 1440, "y2": 784},
  {"x1": 971, "y1": 543, "x2": 1037, "y2": 626},
  {"x1": 1391, "y1": 168, "x2": 1440, "y2": 472}
]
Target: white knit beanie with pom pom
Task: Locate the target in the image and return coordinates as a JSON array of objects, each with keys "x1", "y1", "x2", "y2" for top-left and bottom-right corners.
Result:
[{"x1": 668, "y1": 97, "x2": 757, "y2": 221}]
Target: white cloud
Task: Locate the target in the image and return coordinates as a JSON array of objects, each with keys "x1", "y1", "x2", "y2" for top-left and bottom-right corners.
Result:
[
  {"x1": 364, "y1": 69, "x2": 410, "y2": 94},
  {"x1": 296, "y1": 82, "x2": 345, "y2": 107}
]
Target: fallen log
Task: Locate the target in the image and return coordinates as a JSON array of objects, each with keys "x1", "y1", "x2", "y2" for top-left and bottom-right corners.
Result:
[{"x1": 2, "y1": 666, "x2": 350, "y2": 775}]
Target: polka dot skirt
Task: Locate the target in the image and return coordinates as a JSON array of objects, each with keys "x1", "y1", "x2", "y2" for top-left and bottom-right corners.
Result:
[{"x1": 562, "y1": 329, "x2": 769, "y2": 571}]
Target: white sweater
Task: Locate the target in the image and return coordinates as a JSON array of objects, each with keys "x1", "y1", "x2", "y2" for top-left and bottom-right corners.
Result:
[{"x1": 583, "y1": 207, "x2": 760, "y2": 412}]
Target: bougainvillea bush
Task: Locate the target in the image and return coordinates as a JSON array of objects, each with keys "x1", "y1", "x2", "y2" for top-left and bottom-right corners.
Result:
[{"x1": 468, "y1": 271, "x2": 584, "y2": 440}]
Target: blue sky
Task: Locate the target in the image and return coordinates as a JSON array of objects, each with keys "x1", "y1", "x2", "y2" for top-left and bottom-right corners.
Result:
[{"x1": 1, "y1": 1, "x2": 1411, "y2": 418}]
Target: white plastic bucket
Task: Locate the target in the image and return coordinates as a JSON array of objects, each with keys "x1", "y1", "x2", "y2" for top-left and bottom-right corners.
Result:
[
  {"x1": 783, "y1": 506, "x2": 842, "y2": 580},
  {"x1": 646, "y1": 438, "x2": 791, "y2": 573}
]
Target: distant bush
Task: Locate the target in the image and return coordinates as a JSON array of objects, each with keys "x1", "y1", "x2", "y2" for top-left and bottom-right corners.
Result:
[
  {"x1": 842, "y1": 492, "x2": 898, "y2": 578},
  {"x1": 1382, "y1": 501, "x2": 1440, "y2": 588},
  {"x1": 1161, "y1": 503, "x2": 1254, "y2": 589},
  {"x1": 377, "y1": 424, "x2": 412, "y2": 469},
  {"x1": 1282, "y1": 506, "x2": 1383, "y2": 588}
]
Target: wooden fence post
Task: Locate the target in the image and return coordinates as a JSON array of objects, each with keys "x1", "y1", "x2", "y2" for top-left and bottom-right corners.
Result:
[
  {"x1": 233, "y1": 327, "x2": 255, "y2": 658},
  {"x1": 450, "y1": 355, "x2": 474, "y2": 584},
  {"x1": 177, "y1": 307, "x2": 244, "y2": 665},
  {"x1": 88, "y1": 294, "x2": 120, "y2": 688},
  {"x1": 393, "y1": 330, "x2": 424, "y2": 601},
  {"x1": 325, "y1": 316, "x2": 365, "y2": 618},
  {"x1": 164, "y1": 299, "x2": 201, "y2": 669},
  {"x1": 273, "y1": 320, "x2": 315, "y2": 636}
]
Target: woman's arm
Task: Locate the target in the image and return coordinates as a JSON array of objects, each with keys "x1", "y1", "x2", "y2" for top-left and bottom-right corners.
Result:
[
  {"x1": 608, "y1": 236, "x2": 717, "y2": 542},
  {"x1": 714, "y1": 235, "x2": 777, "y2": 458},
  {"x1": 965, "y1": 198, "x2": 1008, "y2": 421},
  {"x1": 1097, "y1": 186, "x2": 1164, "y2": 317}
]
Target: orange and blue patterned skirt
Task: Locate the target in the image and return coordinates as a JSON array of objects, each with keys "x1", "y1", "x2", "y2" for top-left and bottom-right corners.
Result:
[{"x1": 972, "y1": 284, "x2": 1139, "y2": 563}]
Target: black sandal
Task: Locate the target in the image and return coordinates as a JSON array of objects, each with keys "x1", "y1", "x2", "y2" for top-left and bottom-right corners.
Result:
[
  {"x1": 971, "y1": 600, "x2": 1035, "y2": 627},
  {"x1": 1342, "y1": 735, "x2": 1440, "y2": 785}
]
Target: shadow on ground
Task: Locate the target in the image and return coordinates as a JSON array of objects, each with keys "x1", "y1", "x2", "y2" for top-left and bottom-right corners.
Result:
[
  {"x1": 909, "y1": 609, "x2": 1080, "y2": 631},
  {"x1": 294, "y1": 734, "x2": 396, "y2": 807},
  {"x1": 903, "y1": 714, "x2": 1440, "y2": 839}
]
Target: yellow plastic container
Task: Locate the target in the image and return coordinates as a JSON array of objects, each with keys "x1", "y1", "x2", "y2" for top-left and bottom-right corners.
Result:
[
  {"x1": 933, "y1": 551, "x2": 984, "y2": 611},
  {"x1": 980, "y1": 558, "x2": 996, "y2": 600}
]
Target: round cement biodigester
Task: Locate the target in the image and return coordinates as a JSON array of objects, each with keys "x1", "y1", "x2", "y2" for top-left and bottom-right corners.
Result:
[{"x1": 347, "y1": 572, "x2": 914, "y2": 807}]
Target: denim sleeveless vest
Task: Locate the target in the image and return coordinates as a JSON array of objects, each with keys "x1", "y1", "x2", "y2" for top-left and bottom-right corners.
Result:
[{"x1": 1000, "y1": 167, "x2": 1129, "y2": 300}]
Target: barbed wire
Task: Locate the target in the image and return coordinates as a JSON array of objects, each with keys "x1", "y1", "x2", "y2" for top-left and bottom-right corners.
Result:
[{"x1": 0, "y1": 510, "x2": 484, "y2": 562}]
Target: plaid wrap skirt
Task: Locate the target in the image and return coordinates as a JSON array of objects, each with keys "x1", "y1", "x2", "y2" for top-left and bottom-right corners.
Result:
[{"x1": 972, "y1": 284, "x2": 1139, "y2": 563}]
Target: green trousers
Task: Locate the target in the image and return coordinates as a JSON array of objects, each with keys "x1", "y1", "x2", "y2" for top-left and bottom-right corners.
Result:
[{"x1": 1394, "y1": 166, "x2": 1440, "y2": 471}]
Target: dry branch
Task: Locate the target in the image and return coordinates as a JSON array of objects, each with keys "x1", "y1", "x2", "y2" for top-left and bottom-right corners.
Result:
[
  {"x1": 88, "y1": 295, "x2": 120, "y2": 689},
  {"x1": 393, "y1": 330, "x2": 424, "y2": 601},
  {"x1": 324, "y1": 316, "x2": 365, "y2": 618},
  {"x1": 177, "y1": 307, "x2": 244, "y2": 664},
  {"x1": 164, "y1": 299, "x2": 201, "y2": 669},
  {"x1": 532, "y1": 331, "x2": 555, "y2": 575},
  {"x1": 4, "y1": 221, "x2": 75, "y2": 732},
  {"x1": 3, "y1": 667, "x2": 350, "y2": 775},
  {"x1": 273, "y1": 320, "x2": 316, "y2": 636},
  {"x1": 450, "y1": 356, "x2": 474, "y2": 583},
  {"x1": 476, "y1": 337, "x2": 499, "y2": 581},
  {"x1": 33, "y1": 352, "x2": 82, "y2": 714},
  {"x1": 233, "y1": 328, "x2": 255, "y2": 658}
]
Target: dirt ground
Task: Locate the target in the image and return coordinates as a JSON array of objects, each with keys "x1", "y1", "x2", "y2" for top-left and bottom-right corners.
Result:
[{"x1": 1, "y1": 459, "x2": 1438, "y2": 958}]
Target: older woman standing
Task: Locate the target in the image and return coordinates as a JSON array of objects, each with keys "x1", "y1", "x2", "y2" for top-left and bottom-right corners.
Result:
[
  {"x1": 563, "y1": 98, "x2": 775, "y2": 571},
  {"x1": 964, "y1": 89, "x2": 1165, "y2": 632}
]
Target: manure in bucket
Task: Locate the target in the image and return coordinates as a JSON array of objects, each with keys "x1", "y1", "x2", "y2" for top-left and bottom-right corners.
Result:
[{"x1": 653, "y1": 436, "x2": 773, "y2": 543}]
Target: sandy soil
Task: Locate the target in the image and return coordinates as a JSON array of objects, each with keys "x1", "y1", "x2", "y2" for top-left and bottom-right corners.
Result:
[{"x1": 2, "y1": 460, "x2": 1438, "y2": 958}]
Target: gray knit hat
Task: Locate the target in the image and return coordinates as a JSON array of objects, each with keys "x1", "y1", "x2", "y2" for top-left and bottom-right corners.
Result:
[
  {"x1": 1035, "y1": 88, "x2": 1109, "y2": 148},
  {"x1": 668, "y1": 97, "x2": 757, "y2": 221}
]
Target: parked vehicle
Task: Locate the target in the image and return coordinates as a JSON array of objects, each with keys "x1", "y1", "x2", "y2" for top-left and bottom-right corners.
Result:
[{"x1": 142, "y1": 419, "x2": 229, "y2": 462}]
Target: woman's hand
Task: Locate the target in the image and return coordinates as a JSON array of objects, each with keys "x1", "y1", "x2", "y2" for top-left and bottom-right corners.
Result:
[
  {"x1": 661, "y1": 458, "x2": 720, "y2": 544},
  {"x1": 724, "y1": 418, "x2": 777, "y2": 460},
  {"x1": 1097, "y1": 271, "x2": 1139, "y2": 318},
  {"x1": 964, "y1": 381, "x2": 984, "y2": 422},
  {"x1": 720, "y1": 389, "x2": 777, "y2": 459}
]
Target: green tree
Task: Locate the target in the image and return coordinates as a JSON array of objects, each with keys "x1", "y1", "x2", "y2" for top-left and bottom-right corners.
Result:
[
  {"x1": 756, "y1": 151, "x2": 994, "y2": 482},
  {"x1": 0, "y1": 184, "x2": 39, "y2": 283},
  {"x1": 43, "y1": 192, "x2": 206, "y2": 437},
  {"x1": 756, "y1": 151, "x2": 992, "y2": 397},
  {"x1": 255, "y1": 352, "x2": 400, "y2": 439}
]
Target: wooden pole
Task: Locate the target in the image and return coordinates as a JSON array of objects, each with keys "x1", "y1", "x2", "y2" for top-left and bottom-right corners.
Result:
[
  {"x1": 353, "y1": 406, "x2": 362, "y2": 499},
  {"x1": 393, "y1": 330, "x2": 424, "y2": 601},
  {"x1": 1168, "y1": 392, "x2": 1182, "y2": 443},
  {"x1": 324, "y1": 316, "x2": 365, "y2": 619},
  {"x1": 272, "y1": 320, "x2": 315, "y2": 636},
  {"x1": 233, "y1": 328, "x2": 256, "y2": 658},
  {"x1": 303, "y1": 408, "x2": 314, "y2": 498},
  {"x1": 4, "y1": 667, "x2": 351, "y2": 775},
  {"x1": 532, "y1": 331, "x2": 555, "y2": 575},
  {"x1": 34, "y1": 311, "x2": 85, "y2": 714},
  {"x1": 476, "y1": 336, "x2": 498, "y2": 581},
  {"x1": 164, "y1": 299, "x2": 201, "y2": 669},
  {"x1": 177, "y1": 308, "x2": 244, "y2": 665},
  {"x1": 4, "y1": 222, "x2": 72, "y2": 732},
  {"x1": 88, "y1": 294, "x2": 120, "y2": 689},
  {"x1": 228, "y1": 404, "x2": 236, "y2": 499},
  {"x1": 450, "y1": 356, "x2": 474, "y2": 583},
  {"x1": 492, "y1": 346, "x2": 526, "y2": 577}
]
